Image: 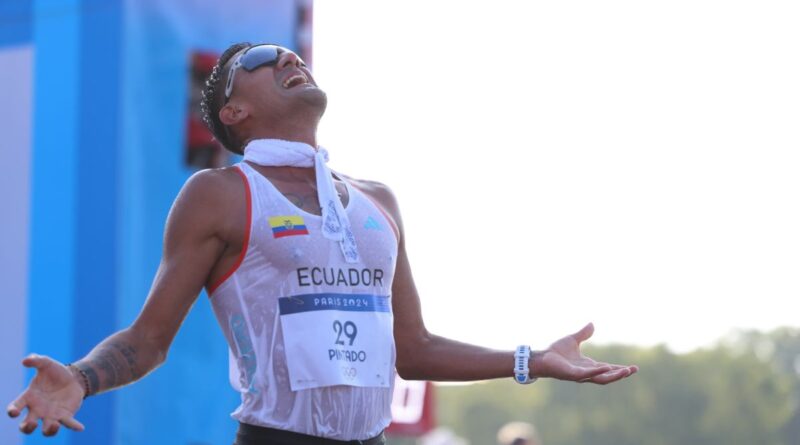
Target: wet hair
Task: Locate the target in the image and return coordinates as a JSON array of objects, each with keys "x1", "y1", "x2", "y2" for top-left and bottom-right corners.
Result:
[{"x1": 200, "y1": 42, "x2": 252, "y2": 154}]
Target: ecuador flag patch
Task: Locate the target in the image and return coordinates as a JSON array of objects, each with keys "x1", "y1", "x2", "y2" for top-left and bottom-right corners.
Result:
[{"x1": 269, "y1": 215, "x2": 310, "y2": 238}]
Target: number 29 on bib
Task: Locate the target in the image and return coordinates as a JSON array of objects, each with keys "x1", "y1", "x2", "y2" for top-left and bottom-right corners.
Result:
[{"x1": 278, "y1": 294, "x2": 395, "y2": 391}]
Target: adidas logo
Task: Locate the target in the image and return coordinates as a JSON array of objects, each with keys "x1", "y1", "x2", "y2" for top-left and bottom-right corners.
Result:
[{"x1": 364, "y1": 216, "x2": 383, "y2": 231}]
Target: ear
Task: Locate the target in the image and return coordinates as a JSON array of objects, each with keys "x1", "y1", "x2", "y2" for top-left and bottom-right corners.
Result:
[{"x1": 219, "y1": 103, "x2": 250, "y2": 127}]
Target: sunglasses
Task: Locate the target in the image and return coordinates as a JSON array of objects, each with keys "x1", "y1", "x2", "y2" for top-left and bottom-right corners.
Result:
[{"x1": 223, "y1": 45, "x2": 305, "y2": 103}]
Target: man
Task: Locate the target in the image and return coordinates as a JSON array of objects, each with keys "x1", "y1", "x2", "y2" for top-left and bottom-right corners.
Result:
[{"x1": 6, "y1": 42, "x2": 638, "y2": 444}]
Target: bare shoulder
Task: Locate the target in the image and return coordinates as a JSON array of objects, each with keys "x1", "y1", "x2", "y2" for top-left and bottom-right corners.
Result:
[
  {"x1": 168, "y1": 166, "x2": 247, "y2": 235},
  {"x1": 173, "y1": 167, "x2": 244, "y2": 211},
  {"x1": 180, "y1": 166, "x2": 243, "y2": 201}
]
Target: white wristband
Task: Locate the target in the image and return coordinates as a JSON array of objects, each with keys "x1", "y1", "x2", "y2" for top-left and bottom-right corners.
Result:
[{"x1": 514, "y1": 345, "x2": 537, "y2": 385}]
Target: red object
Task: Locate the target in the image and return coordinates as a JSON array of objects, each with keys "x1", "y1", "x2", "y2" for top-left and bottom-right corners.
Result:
[
  {"x1": 192, "y1": 52, "x2": 218, "y2": 73},
  {"x1": 386, "y1": 377, "x2": 436, "y2": 436},
  {"x1": 187, "y1": 116, "x2": 213, "y2": 148}
]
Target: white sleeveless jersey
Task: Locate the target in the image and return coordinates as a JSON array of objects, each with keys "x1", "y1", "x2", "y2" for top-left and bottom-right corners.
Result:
[{"x1": 208, "y1": 162, "x2": 399, "y2": 441}]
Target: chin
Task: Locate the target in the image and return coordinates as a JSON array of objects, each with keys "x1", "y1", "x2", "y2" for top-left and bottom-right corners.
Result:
[{"x1": 301, "y1": 88, "x2": 327, "y2": 111}]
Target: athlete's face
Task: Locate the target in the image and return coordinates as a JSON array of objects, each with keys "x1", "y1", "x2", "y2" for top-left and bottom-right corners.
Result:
[{"x1": 224, "y1": 46, "x2": 327, "y2": 119}]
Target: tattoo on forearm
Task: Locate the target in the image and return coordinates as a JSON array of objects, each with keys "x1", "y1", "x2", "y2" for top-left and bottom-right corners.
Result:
[
  {"x1": 77, "y1": 364, "x2": 100, "y2": 396},
  {"x1": 79, "y1": 340, "x2": 143, "y2": 395},
  {"x1": 113, "y1": 341, "x2": 142, "y2": 379},
  {"x1": 96, "y1": 352, "x2": 123, "y2": 389}
]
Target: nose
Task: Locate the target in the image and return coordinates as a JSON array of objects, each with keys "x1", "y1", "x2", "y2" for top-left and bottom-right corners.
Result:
[{"x1": 277, "y1": 50, "x2": 303, "y2": 70}]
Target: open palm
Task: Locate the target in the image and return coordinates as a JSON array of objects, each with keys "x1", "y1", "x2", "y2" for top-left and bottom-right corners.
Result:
[
  {"x1": 535, "y1": 323, "x2": 638, "y2": 384},
  {"x1": 6, "y1": 354, "x2": 85, "y2": 436}
]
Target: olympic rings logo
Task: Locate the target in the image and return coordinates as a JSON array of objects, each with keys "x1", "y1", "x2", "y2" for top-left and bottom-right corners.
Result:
[{"x1": 342, "y1": 367, "x2": 358, "y2": 379}]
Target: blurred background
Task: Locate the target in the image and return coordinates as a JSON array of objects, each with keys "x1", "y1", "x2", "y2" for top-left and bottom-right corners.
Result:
[{"x1": 1, "y1": 0, "x2": 798, "y2": 444}]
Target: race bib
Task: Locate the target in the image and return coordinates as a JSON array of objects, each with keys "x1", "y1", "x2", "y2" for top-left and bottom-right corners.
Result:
[{"x1": 278, "y1": 293, "x2": 394, "y2": 391}]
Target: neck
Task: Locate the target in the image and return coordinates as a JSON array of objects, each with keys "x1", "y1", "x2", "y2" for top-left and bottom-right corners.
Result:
[
  {"x1": 244, "y1": 129, "x2": 317, "y2": 147},
  {"x1": 242, "y1": 111, "x2": 322, "y2": 148}
]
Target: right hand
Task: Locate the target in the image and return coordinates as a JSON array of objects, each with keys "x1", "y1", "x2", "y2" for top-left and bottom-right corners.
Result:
[{"x1": 6, "y1": 354, "x2": 86, "y2": 436}]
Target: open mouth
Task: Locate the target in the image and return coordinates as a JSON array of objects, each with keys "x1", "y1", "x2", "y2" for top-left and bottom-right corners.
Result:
[{"x1": 282, "y1": 73, "x2": 309, "y2": 89}]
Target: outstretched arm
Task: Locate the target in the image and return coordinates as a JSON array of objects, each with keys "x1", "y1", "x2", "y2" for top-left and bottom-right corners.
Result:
[
  {"x1": 6, "y1": 168, "x2": 245, "y2": 436},
  {"x1": 356, "y1": 180, "x2": 638, "y2": 384},
  {"x1": 392, "y1": 236, "x2": 637, "y2": 384}
]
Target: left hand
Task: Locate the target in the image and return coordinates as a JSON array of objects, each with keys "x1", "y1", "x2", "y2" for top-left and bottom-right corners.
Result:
[{"x1": 533, "y1": 323, "x2": 638, "y2": 385}]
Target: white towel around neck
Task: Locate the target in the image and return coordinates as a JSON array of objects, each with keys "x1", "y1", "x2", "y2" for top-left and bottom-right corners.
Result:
[{"x1": 243, "y1": 138, "x2": 360, "y2": 263}]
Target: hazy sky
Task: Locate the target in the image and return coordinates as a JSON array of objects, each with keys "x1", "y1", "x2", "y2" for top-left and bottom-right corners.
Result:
[{"x1": 313, "y1": 0, "x2": 799, "y2": 353}]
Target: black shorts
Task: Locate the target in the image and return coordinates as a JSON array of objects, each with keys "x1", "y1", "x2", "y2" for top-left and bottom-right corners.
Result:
[{"x1": 233, "y1": 423, "x2": 386, "y2": 445}]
